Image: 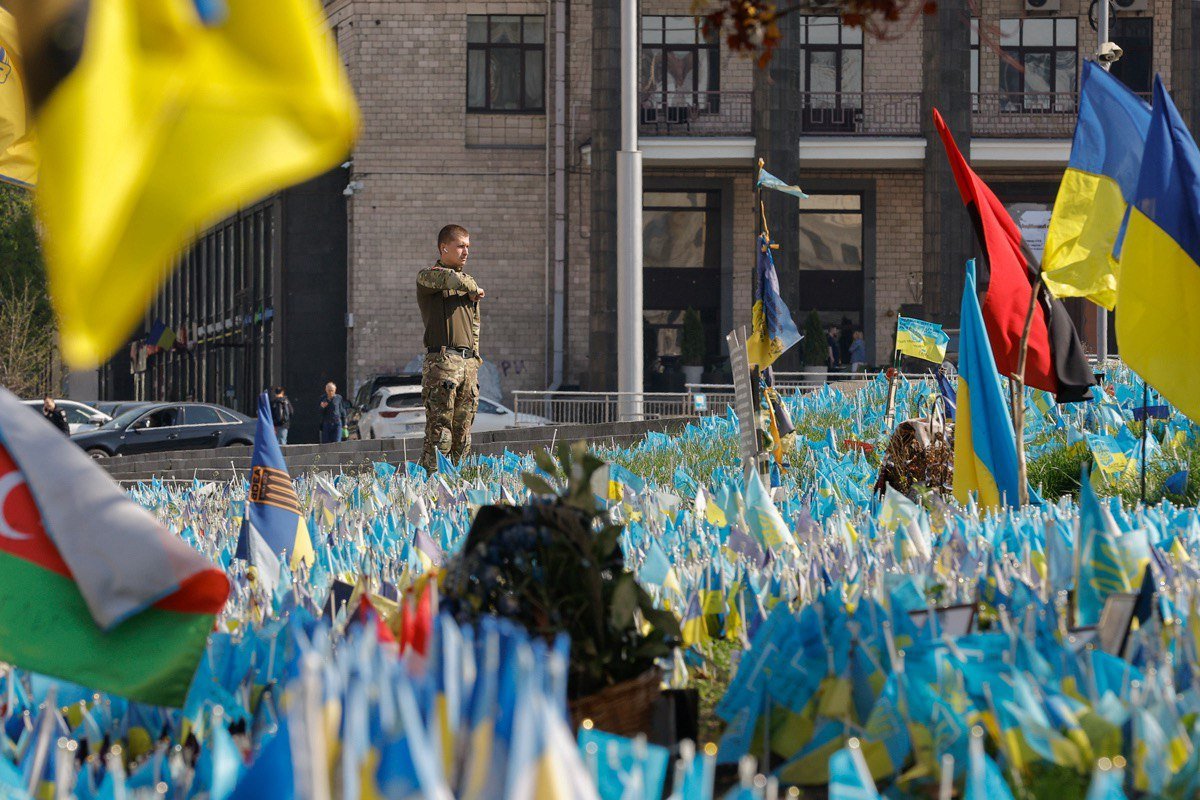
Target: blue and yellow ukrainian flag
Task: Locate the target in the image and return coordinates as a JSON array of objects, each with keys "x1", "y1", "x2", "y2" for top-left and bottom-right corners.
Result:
[
  {"x1": 146, "y1": 319, "x2": 176, "y2": 350},
  {"x1": 747, "y1": 233, "x2": 802, "y2": 369},
  {"x1": 1117, "y1": 77, "x2": 1200, "y2": 424},
  {"x1": 0, "y1": 10, "x2": 36, "y2": 188},
  {"x1": 21, "y1": 0, "x2": 359, "y2": 367},
  {"x1": 1043, "y1": 61, "x2": 1151, "y2": 310},
  {"x1": 952, "y1": 260, "x2": 1023, "y2": 509},
  {"x1": 895, "y1": 316, "x2": 949, "y2": 364},
  {"x1": 235, "y1": 392, "x2": 314, "y2": 589}
]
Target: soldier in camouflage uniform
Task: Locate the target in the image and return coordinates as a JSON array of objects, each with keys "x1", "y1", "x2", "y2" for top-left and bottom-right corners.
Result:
[{"x1": 417, "y1": 225, "x2": 484, "y2": 472}]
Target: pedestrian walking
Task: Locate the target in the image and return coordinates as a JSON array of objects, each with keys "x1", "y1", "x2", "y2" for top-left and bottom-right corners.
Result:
[
  {"x1": 849, "y1": 329, "x2": 867, "y2": 372},
  {"x1": 826, "y1": 325, "x2": 841, "y2": 370},
  {"x1": 270, "y1": 386, "x2": 293, "y2": 444},
  {"x1": 417, "y1": 224, "x2": 483, "y2": 473},
  {"x1": 319, "y1": 382, "x2": 347, "y2": 444},
  {"x1": 41, "y1": 396, "x2": 70, "y2": 435}
]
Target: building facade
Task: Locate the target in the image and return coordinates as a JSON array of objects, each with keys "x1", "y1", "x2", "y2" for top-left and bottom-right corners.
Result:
[
  {"x1": 99, "y1": 170, "x2": 349, "y2": 442},
  {"x1": 324, "y1": 0, "x2": 1191, "y2": 397},
  {"x1": 107, "y1": 0, "x2": 1199, "y2": 420}
]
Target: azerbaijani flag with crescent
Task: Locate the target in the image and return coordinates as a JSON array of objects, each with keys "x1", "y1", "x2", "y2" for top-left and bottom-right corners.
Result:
[{"x1": 0, "y1": 387, "x2": 228, "y2": 707}]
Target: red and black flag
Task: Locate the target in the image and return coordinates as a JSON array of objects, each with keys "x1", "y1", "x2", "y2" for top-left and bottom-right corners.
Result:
[{"x1": 933, "y1": 110, "x2": 1095, "y2": 403}]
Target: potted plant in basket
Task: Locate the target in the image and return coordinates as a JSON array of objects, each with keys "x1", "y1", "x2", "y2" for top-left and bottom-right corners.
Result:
[
  {"x1": 441, "y1": 443, "x2": 682, "y2": 735},
  {"x1": 803, "y1": 310, "x2": 829, "y2": 383},
  {"x1": 680, "y1": 308, "x2": 705, "y2": 386}
]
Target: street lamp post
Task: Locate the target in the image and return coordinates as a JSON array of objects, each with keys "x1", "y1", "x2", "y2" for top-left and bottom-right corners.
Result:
[{"x1": 616, "y1": 0, "x2": 644, "y2": 420}]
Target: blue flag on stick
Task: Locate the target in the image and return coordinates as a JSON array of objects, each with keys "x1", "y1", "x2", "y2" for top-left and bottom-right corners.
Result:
[{"x1": 236, "y1": 392, "x2": 314, "y2": 589}]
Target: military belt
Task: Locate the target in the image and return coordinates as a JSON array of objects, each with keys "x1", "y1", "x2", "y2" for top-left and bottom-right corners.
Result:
[{"x1": 428, "y1": 346, "x2": 476, "y2": 359}]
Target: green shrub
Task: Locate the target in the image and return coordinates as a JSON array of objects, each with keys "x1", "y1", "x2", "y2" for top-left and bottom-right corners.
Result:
[{"x1": 803, "y1": 310, "x2": 827, "y2": 367}]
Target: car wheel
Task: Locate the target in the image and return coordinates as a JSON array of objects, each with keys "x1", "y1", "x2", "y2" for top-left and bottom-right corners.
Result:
[
  {"x1": 86, "y1": 448, "x2": 109, "y2": 459},
  {"x1": 225, "y1": 439, "x2": 252, "y2": 447},
  {"x1": 369, "y1": 428, "x2": 376, "y2": 439}
]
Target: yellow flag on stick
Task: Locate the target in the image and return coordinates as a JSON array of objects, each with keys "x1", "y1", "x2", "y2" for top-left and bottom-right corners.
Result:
[
  {"x1": 0, "y1": 10, "x2": 36, "y2": 187},
  {"x1": 16, "y1": 0, "x2": 359, "y2": 366}
]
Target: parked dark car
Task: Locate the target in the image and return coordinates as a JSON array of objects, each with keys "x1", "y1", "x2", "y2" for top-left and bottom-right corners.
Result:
[
  {"x1": 72, "y1": 402, "x2": 256, "y2": 458},
  {"x1": 82, "y1": 400, "x2": 153, "y2": 419}
]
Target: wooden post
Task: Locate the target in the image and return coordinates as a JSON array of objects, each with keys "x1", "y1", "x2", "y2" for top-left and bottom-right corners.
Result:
[
  {"x1": 1011, "y1": 276, "x2": 1043, "y2": 507},
  {"x1": 883, "y1": 316, "x2": 902, "y2": 429}
]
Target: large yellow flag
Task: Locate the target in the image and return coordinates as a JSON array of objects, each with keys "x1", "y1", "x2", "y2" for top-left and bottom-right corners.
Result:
[
  {"x1": 0, "y1": 10, "x2": 36, "y2": 187},
  {"x1": 16, "y1": 0, "x2": 359, "y2": 366}
]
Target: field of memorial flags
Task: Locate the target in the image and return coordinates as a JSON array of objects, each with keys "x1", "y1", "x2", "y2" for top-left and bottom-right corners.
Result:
[{"x1": 0, "y1": 363, "x2": 1197, "y2": 799}]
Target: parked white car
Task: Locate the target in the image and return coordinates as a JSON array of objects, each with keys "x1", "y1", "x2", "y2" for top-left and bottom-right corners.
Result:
[
  {"x1": 21, "y1": 399, "x2": 112, "y2": 434},
  {"x1": 356, "y1": 386, "x2": 546, "y2": 440}
]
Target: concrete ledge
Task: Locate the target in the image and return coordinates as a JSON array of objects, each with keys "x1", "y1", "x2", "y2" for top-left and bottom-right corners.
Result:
[{"x1": 101, "y1": 417, "x2": 694, "y2": 483}]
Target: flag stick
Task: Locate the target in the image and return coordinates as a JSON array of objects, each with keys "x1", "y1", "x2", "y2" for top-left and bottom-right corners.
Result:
[
  {"x1": 1141, "y1": 380, "x2": 1149, "y2": 503},
  {"x1": 883, "y1": 317, "x2": 901, "y2": 429},
  {"x1": 1011, "y1": 276, "x2": 1043, "y2": 506}
]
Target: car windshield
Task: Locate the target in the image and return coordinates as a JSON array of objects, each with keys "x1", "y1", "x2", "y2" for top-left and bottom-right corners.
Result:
[{"x1": 98, "y1": 407, "x2": 156, "y2": 431}]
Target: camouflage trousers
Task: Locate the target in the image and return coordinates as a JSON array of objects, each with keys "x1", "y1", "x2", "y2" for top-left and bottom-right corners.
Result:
[{"x1": 420, "y1": 350, "x2": 479, "y2": 472}]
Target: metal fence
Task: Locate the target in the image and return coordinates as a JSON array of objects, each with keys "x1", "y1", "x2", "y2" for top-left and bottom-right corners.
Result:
[
  {"x1": 972, "y1": 92, "x2": 1079, "y2": 138},
  {"x1": 637, "y1": 90, "x2": 753, "y2": 137},
  {"x1": 511, "y1": 371, "x2": 930, "y2": 427},
  {"x1": 799, "y1": 92, "x2": 922, "y2": 136}
]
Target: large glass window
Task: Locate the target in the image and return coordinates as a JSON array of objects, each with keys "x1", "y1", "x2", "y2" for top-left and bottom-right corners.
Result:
[
  {"x1": 1110, "y1": 17, "x2": 1152, "y2": 95},
  {"x1": 797, "y1": 194, "x2": 865, "y2": 341},
  {"x1": 797, "y1": 195, "x2": 863, "y2": 272},
  {"x1": 999, "y1": 18, "x2": 1077, "y2": 112},
  {"x1": 641, "y1": 16, "x2": 720, "y2": 121},
  {"x1": 467, "y1": 15, "x2": 545, "y2": 112},
  {"x1": 643, "y1": 192, "x2": 721, "y2": 270},
  {"x1": 642, "y1": 190, "x2": 722, "y2": 380},
  {"x1": 799, "y1": 17, "x2": 863, "y2": 131}
]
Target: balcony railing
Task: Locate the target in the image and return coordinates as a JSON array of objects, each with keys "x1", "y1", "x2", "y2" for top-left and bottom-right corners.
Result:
[
  {"x1": 639, "y1": 88, "x2": 1085, "y2": 140},
  {"x1": 972, "y1": 92, "x2": 1079, "y2": 138},
  {"x1": 799, "y1": 92, "x2": 922, "y2": 136},
  {"x1": 638, "y1": 90, "x2": 753, "y2": 137}
]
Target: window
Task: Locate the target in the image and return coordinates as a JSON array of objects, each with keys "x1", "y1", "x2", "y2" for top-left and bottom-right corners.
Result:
[
  {"x1": 1110, "y1": 17, "x2": 1152, "y2": 95},
  {"x1": 61, "y1": 406, "x2": 91, "y2": 425},
  {"x1": 183, "y1": 406, "x2": 223, "y2": 425},
  {"x1": 643, "y1": 192, "x2": 721, "y2": 270},
  {"x1": 478, "y1": 399, "x2": 504, "y2": 415},
  {"x1": 640, "y1": 16, "x2": 720, "y2": 119},
  {"x1": 798, "y1": 195, "x2": 863, "y2": 272},
  {"x1": 385, "y1": 394, "x2": 425, "y2": 410},
  {"x1": 467, "y1": 15, "x2": 545, "y2": 112},
  {"x1": 137, "y1": 408, "x2": 180, "y2": 429},
  {"x1": 799, "y1": 17, "x2": 863, "y2": 132},
  {"x1": 642, "y1": 189, "x2": 723, "y2": 377},
  {"x1": 999, "y1": 18, "x2": 1077, "y2": 112}
]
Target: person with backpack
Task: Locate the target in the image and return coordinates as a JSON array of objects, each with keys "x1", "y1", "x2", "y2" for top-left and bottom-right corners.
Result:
[{"x1": 270, "y1": 386, "x2": 293, "y2": 444}]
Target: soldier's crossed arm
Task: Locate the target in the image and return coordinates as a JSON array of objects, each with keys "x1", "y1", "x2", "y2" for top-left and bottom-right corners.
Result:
[{"x1": 417, "y1": 266, "x2": 481, "y2": 296}]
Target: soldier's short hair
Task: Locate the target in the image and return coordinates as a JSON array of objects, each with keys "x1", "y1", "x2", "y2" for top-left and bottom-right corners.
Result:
[{"x1": 438, "y1": 224, "x2": 469, "y2": 246}]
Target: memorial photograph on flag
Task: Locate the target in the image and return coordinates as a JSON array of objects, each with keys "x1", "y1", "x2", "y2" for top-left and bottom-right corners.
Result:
[{"x1": 895, "y1": 316, "x2": 949, "y2": 364}]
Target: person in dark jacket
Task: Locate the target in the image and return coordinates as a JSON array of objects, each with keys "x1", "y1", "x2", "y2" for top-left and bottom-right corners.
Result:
[
  {"x1": 41, "y1": 396, "x2": 70, "y2": 435},
  {"x1": 319, "y1": 382, "x2": 348, "y2": 444},
  {"x1": 270, "y1": 386, "x2": 293, "y2": 444}
]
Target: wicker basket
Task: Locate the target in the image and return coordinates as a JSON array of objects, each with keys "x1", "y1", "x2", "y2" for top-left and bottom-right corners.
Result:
[{"x1": 569, "y1": 668, "x2": 663, "y2": 737}]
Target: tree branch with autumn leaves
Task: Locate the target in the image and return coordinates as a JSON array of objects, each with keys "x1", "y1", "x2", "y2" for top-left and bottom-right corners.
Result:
[{"x1": 693, "y1": 0, "x2": 938, "y2": 65}]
